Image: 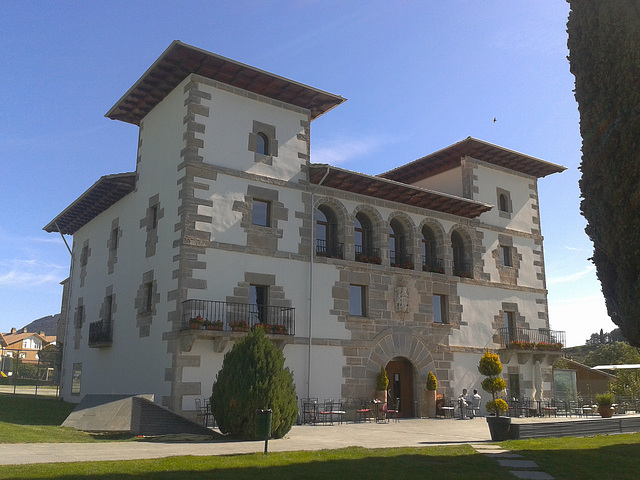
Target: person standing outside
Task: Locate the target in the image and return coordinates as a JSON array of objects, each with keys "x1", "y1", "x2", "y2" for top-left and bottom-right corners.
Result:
[{"x1": 458, "y1": 388, "x2": 468, "y2": 419}]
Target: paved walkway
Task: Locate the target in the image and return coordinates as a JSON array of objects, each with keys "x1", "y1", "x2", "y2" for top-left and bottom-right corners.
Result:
[{"x1": 0, "y1": 417, "x2": 492, "y2": 465}]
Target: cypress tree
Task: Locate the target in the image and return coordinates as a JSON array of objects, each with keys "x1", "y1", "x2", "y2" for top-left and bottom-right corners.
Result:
[
  {"x1": 567, "y1": 1, "x2": 640, "y2": 346},
  {"x1": 211, "y1": 327, "x2": 298, "y2": 439}
]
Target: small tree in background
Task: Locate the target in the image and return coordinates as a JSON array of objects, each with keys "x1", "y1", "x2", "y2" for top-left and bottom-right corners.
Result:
[
  {"x1": 426, "y1": 371, "x2": 437, "y2": 391},
  {"x1": 211, "y1": 327, "x2": 297, "y2": 439},
  {"x1": 478, "y1": 349, "x2": 507, "y2": 416}
]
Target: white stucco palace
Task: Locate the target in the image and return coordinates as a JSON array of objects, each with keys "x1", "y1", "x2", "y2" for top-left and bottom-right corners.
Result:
[{"x1": 45, "y1": 41, "x2": 566, "y2": 419}]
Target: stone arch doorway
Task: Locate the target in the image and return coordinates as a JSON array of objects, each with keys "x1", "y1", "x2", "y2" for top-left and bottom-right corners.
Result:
[{"x1": 386, "y1": 357, "x2": 414, "y2": 418}]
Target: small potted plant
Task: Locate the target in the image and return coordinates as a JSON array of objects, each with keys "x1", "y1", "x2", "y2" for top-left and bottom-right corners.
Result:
[
  {"x1": 376, "y1": 367, "x2": 389, "y2": 403},
  {"x1": 204, "y1": 320, "x2": 223, "y2": 331},
  {"x1": 230, "y1": 320, "x2": 249, "y2": 332},
  {"x1": 596, "y1": 393, "x2": 615, "y2": 418},
  {"x1": 269, "y1": 324, "x2": 287, "y2": 334},
  {"x1": 189, "y1": 316, "x2": 204, "y2": 330},
  {"x1": 425, "y1": 371, "x2": 437, "y2": 418}
]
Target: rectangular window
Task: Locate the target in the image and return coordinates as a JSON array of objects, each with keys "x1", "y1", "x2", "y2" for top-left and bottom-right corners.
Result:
[
  {"x1": 252, "y1": 200, "x2": 270, "y2": 226},
  {"x1": 110, "y1": 227, "x2": 119, "y2": 251},
  {"x1": 150, "y1": 205, "x2": 159, "y2": 229},
  {"x1": 105, "y1": 295, "x2": 113, "y2": 322},
  {"x1": 144, "y1": 282, "x2": 153, "y2": 313},
  {"x1": 71, "y1": 363, "x2": 82, "y2": 395},
  {"x1": 250, "y1": 284, "x2": 269, "y2": 323},
  {"x1": 74, "y1": 305, "x2": 84, "y2": 328},
  {"x1": 504, "y1": 311, "x2": 516, "y2": 343},
  {"x1": 349, "y1": 285, "x2": 366, "y2": 316},
  {"x1": 433, "y1": 294, "x2": 448, "y2": 324},
  {"x1": 500, "y1": 246, "x2": 512, "y2": 267},
  {"x1": 80, "y1": 245, "x2": 89, "y2": 266}
]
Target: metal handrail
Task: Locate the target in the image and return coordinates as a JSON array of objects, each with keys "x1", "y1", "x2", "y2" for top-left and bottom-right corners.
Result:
[{"x1": 182, "y1": 299, "x2": 295, "y2": 335}]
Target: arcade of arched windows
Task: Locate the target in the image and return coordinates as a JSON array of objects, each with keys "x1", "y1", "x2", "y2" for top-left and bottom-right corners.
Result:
[{"x1": 314, "y1": 201, "x2": 477, "y2": 279}]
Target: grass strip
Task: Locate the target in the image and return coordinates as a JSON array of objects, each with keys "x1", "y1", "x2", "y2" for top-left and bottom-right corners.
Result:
[{"x1": 0, "y1": 445, "x2": 507, "y2": 479}]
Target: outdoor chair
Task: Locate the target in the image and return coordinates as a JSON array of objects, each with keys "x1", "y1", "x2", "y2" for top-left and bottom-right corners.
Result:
[
  {"x1": 387, "y1": 398, "x2": 400, "y2": 422},
  {"x1": 355, "y1": 399, "x2": 373, "y2": 422},
  {"x1": 541, "y1": 399, "x2": 558, "y2": 417},
  {"x1": 301, "y1": 398, "x2": 319, "y2": 424},
  {"x1": 195, "y1": 397, "x2": 213, "y2": 427}
]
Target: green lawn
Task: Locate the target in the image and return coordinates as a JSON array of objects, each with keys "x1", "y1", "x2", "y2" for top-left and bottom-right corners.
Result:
[
  {"x1": 0, "y1": 445, "x2": 505, "y2": 480},
  {"x1": 0, "y1": 394, "x2": 132, "y2": 443}
]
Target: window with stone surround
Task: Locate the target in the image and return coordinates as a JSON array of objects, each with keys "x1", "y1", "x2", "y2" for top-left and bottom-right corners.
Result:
[
  {"x1": 316, "y1": 205, "x2": 342, "y2": 258},
  {"x1": 349, "y1": 285, "x2": 366, "y2": 316},
  {"x1": 433, "y1": 294, "x2": 448, "y2": 324},
  {"x1": 248, "y1": 120, "x2": 278, "y2": 164},
  {"x1": 252, "y1": 199, "x2": 271, "y2": 227},
  {"x1": 354, "y1": 212, "x2": 374, "y2": 261},
  {"x1": 389, "y1": 219, "x2": 410, "y2": 268},
  {"x1": 249, "y1": 284, "x2": 269, "y2": 324},
  {"x1": 497, "y1": 188, "x2": 512, "y2": 218},
  {"x1": 500, "y1": 245, "x2": 512, "y2": 267},
  {"x1": 80, "y1": 244, "x2": 89, "y2": 266},
  {"x1": 451, "y1": 230, "x2": 472, "y2": 278}
]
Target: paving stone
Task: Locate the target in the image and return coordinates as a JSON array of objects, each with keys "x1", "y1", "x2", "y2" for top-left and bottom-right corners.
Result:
[
  {"x1": 509, "y1": 471, "x2": 555, "y2": 480},
  {"x1": 498, "y1": 459, "x2": 539, "y2": 468},
  {"x1": 486, "y1": 452, "x2": 524, "y2": 458}
]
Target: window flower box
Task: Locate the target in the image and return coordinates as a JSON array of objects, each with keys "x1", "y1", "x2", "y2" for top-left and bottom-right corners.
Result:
[
  {"x1": 203, "y1": 320, "x2": 223, "y2": 331},
  {"x1": 230, "y1": 320, "x2": 249, "y2": 332},
  {"x1": 189, "y1": 316, "x2": 204, "y2": 330}
]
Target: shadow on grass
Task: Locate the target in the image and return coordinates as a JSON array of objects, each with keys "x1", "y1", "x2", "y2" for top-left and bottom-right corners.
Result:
[
  {"x1": 0, "y1": 448, "x2": 507, "y2": 480},
  {"x1": 507, "y1": 441, "x2": 640, "y2": 480}
]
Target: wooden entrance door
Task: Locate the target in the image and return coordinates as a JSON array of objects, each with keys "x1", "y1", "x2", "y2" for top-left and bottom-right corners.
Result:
[{"x1": 385, "y1": 358, "x2": 414, "y2": 417}]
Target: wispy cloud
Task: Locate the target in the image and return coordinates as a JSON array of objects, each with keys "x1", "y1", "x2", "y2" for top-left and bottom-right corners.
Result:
[
  {"x1": 547, "y1": 265, "x2": 596, "y2": 286},
  {"x1": 312, "y1": 136, "x2": 386, "y2": 167},
  {"x1": 0, "y1": 259, "x2": 67, "y2": 288}
]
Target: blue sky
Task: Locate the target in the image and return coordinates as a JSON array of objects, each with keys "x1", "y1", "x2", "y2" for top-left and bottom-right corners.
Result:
[{"x1": 0, "y1": 1, "x2": 610, "y2": 346}]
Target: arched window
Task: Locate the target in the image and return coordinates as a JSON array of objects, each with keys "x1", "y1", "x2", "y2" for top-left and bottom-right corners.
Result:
[
  {"x1": 316, "y1": 206, "x2": 342, "y2": 258},
  {"x1": 389, "y1": 219, "x2": 411, "y2": 268},
  {"x1": 451, "y1": 230, "x2": 472, "y2": 278},
  {"x1": 256, "y1": 132, "x2": 269, "y2": 156},
  {"x1": 498, "y1": 193, "x2": 508, "y2": 212},
  {"x1": 422, "y1": 226, "x2": 441, "y2": 272},
  {"x1": 355, "y1": 212, "x2": 375, "y2": 262}
]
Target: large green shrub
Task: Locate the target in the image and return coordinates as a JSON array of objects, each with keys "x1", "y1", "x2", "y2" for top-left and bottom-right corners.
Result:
[{"x1": 210, "y1": 327, "x2": 297, "y2": 439}]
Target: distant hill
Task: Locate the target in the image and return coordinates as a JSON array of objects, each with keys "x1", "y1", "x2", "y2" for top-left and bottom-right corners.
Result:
[{"x1": 21, "y1": 314, "x2": 60, "y2": 336}]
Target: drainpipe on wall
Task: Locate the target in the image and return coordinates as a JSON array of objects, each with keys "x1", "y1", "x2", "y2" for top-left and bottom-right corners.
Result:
[{"x1": 308, "y1": 166, "x2": 331, "y2": 399}]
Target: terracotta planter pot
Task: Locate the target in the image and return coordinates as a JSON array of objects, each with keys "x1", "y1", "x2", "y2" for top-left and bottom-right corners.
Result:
[
  {"x1": 598, "y1": 405, "x2": 615, "y2": 418},
  {"x1": 375, "y1": 390, "x2": 387, "y2": 403},
  {"x1": 189, "y1": 323, "x2": 201, "y2": 330},
  {"x1": 232, "y1": 327, "x2": 249, "y2": 332},
  {"x1": 425, "y1": 390, "x2": 436, "y2": 418}
]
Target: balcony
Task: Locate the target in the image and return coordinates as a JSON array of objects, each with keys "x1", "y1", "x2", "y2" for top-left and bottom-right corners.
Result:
[
  {"x1": 422, "y1": 256, "x2": 445, "y2": 274},
  {"x1": 88, "y1": 320, "x2": 112, "y2": 347},
  {"x1": 316, "y1": 239, "x2": 344, "y2": 259},
  {"x1": 355, "y1": 246, "x2": 381, "y2": 265},
  {"x1": 182, "y1": 299, "x2": 295, "y2": 336},
  {"x1": 391, "y1": 252, "x2": 414, "y2": 270},
  {"x1": 496, "y1": 327, "x2": 565, "y2": 350},
  {"x1": 452, "y1": 262, "x2": 473, "y2": 278}
]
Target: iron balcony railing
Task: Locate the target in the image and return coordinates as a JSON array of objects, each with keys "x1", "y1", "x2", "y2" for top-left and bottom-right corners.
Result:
[
  {"x1": 355, "y1": 246, "x2": 382, "y2": 264},
  {"x1": 316, "y1": 239, "x2": 344, "y2": 259},
  {"x1": 182, "y1": 299, "x2": 295, "y2": 335},
  {"x1": 390, "y1": 252, "x2": 414, "y2": 270},
  {"x1": 496, "y1": 327, "x2": 565, "y2": 350},
  {"x1": 88, "y1": 319, "x2": 112, "y2": 346},
  {"x1": 452, "y1": 261, "x2": 474, "y2": 278},
  {"x1": 422, "y1": 256, "x2": 445, "y2": 274}
]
